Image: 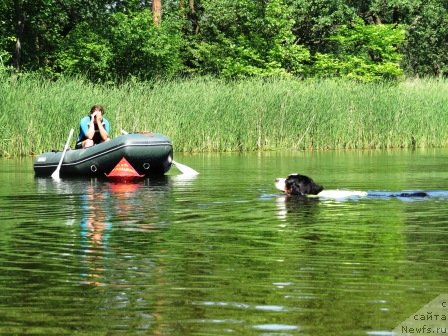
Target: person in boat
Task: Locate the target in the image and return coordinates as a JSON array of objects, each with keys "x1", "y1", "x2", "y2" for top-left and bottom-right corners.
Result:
[{"x1": 76, "y1": 104, "x2": 111, "y2": 149}]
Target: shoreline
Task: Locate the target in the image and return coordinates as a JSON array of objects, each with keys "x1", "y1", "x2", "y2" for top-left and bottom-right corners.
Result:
[{"x1": 2, "y1": 75, "x2": 448, "y2": 157}]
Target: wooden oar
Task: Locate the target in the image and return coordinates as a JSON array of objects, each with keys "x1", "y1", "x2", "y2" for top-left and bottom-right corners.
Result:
[
  {"x1": 120, "y1": 129, "x2": 199, "y2": 175},
  {"x1": 51, "y1": 128, "x2": 74, "y2": 180}
]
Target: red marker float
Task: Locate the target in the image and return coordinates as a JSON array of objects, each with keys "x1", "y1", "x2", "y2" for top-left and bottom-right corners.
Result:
[{"x1": 105, "y1": 157, "x2": 144, "y2": 181}]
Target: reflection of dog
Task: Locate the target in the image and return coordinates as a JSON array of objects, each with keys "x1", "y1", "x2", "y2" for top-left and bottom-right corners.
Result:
[{"x1": 275, "y1": 173, "x2": 428, "y2": 198}]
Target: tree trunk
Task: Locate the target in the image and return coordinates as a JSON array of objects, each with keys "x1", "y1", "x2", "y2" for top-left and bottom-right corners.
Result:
[
  {"x1": 14, "y1": 38, "x2": 21, "y2": 71},
  {"x1": 189, "y1": 0, "x2": 199, "y2": 34},
  {"x1": 152, "y1": 0, "x2": 162, "y2": 26},
  {"x1": 13, "y1": 0, "x2": 25, "y2": 71},
  {"x1": 372, "y1": 13, "x2": 382, "y2": 24}
]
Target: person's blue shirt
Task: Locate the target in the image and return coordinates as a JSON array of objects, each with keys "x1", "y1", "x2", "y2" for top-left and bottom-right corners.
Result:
[{"x1": 76, "y1": 116, "x2": 110, "y2": 144}]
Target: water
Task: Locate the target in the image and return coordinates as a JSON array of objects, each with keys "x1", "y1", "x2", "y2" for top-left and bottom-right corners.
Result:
[{"x1": 1, "y1": 149, "x2": 448, "y2": 335}]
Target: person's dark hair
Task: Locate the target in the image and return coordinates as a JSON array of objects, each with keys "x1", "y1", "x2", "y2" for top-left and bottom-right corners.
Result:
[{"x1": 90, "y1": 104, "x2": 105, "y2": 114}]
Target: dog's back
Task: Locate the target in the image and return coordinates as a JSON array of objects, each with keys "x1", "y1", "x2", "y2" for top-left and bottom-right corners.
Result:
[{"x1": 275, "y1": 173, "x2": 429, "y2": 199}]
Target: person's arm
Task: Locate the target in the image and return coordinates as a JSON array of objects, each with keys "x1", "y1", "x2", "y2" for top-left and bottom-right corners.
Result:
[
  {"x1": 96, "y1": 114, "x2": 109, "y2": 141},
  {"x1": 84, "y1": 113, "x2": 96, "y2": 140},
  {"x1": 79, "y1": 116, "x2": 95, "y2": 140}
]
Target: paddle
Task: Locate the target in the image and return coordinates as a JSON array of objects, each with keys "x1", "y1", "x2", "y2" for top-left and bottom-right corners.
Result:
[
  {"x1": 171, "y1": 159, "x2": 199, "y2": 175},
  {"x1": 51, "y1": 128, "x2": 74, "y2": 180},
  {"x1": 120, "y1": 129, "x2": 199, "y2": 175}
]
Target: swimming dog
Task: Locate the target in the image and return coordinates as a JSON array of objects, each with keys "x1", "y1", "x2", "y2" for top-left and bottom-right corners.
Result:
[{"x1": 275, "y1": 173, "x2": 428, "y2": 199}]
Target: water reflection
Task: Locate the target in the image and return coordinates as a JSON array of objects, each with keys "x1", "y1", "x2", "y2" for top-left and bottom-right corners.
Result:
[
  {"x1": 4, "y1": 153, "x2": 448, "y2": 335},
  {"x1": 34, "y1": 176, "x2": 178, "y2": 289},
  {"x1": 80, "y1": 183, "x2": 111, "y2": 286},
  {"x1": 276, "y1": 195, "x2": 321, "y2": 222},
  {"x1": 275, "y1": 188, "x2": 448, "y2": 222},
  {"x1": 171, "y1": 173, "x2": 200, "y2": 187}
]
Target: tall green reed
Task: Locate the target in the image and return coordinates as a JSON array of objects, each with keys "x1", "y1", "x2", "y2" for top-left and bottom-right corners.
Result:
[{"x1": 1, "y1": 74, "x2": 448, "y2": 157}]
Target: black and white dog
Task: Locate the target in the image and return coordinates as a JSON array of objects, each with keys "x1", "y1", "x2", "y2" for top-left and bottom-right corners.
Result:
[{"x1": 275, "y1": 173, "x2": 428, "y2": 199}]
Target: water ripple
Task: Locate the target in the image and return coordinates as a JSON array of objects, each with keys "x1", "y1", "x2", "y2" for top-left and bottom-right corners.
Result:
[{"x1": 2, "y1": 154, "x2": 448, "y2": 335}]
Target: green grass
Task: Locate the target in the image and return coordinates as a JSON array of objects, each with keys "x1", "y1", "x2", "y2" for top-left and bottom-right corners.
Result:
[{"x1": 1, "y1": 74, "x2": 448, "y2": 156}]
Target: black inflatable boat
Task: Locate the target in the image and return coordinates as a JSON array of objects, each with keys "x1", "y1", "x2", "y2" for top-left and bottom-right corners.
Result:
[{"x1": 33, "y1": 133, "x2": 173, "y2": 177}]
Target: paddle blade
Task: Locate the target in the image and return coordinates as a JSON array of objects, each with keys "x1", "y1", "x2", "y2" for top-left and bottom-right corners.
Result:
[
  {"x1": 50, "y1": 170, "x2": 61, "y2": 180},
  {"x1": 51, "y1": 128, "x2": 74, "y2": 180},
  {"x1": 172, "y1": 160, "x2": 199, "y2": 176}
]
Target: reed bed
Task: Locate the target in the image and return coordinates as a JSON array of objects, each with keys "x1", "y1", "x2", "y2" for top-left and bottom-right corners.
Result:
[{"x1": 1, "y1": 74, "x2": 448, "y2": 156}]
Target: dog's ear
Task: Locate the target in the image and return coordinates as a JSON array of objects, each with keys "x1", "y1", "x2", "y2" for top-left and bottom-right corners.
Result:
[
  {"x1": 285, "y1": 175, "x2": 305, "y2": 195},
  {"x1": 287, "y1": 174, "x2": 323, "y2": 195},
  {"x1": 289, "y1": 182, "x2": 305, "y2": 196}
]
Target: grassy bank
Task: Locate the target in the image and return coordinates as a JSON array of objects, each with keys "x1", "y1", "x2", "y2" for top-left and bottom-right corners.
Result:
[{"x1": 1, "y1": 74, "x2": 448, "y2": 156}]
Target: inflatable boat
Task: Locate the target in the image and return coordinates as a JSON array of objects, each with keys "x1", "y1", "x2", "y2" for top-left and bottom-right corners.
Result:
[{"x1": 34, "y1": 133, "x2": 173, "y2": 178}]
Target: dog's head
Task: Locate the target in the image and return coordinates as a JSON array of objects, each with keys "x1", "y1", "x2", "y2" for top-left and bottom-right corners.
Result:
[{"x1": 275, "y1": 173, "x2": 324, "y2": 196}]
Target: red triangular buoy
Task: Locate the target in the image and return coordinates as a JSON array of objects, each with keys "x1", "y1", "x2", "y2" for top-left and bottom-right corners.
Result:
[{"x1": 106, "y1": 157, "x2": 144, "y2": 180}]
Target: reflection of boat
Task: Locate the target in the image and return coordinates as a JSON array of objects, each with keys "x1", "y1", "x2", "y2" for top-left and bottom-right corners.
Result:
[{"x1": 33, "y1": 133, "x2": 173, "y2": 177}]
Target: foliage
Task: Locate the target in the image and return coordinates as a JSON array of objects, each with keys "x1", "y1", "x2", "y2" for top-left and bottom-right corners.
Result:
[
  {"x1": 0, "y1": 44, "x2": 13, "y2": 73},
  {"x1": 312, "y1": 19, "x2": 405, "y2": 81},
  {"x1": 0, "y1": 0, "x2": 10, "y2": 71},
  {"x1": 288, "y1": 0, "x2": 357, "y2": 53},
  {"x1": 0, "y1": 0, "x2": 112, "y2": 72},
  {"x1": 193, "y1": 0, "x2": 310, "y2": 78},
  {"x1": 55, "y1": 8, "x2": 184, "y2": 82},
  {"x1": 108, "y1": 10, "x2": 184, "y2": 81},
  {"x1": 56, "y1": 23, "x2": 113, "y2": 81},
  {"x1": 0, "y1": 0, "x2": 446, "y2": 80},
  {"x1": 401, "y1": 0, "x2": 448, "y2": 77},
  {"x1": 369, "y1": 0, "x2": 422, "y2": 23}
]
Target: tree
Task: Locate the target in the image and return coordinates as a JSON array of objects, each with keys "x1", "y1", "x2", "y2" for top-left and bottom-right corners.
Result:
[
  {"x1": 312, "y1": 19, "x2": 405, "y2": 81},
  {"x1": 0, "y1": 0, "x2": 112, "y2": 73},
  {"x1": 288, "y1": 0, "x2": 357, "y2": 54},
  {"x1": 108, "y1": 10, "x2": 184, "y2": 80},
  {"x1": 191, "y1": 0, "x2": 310, "y2": 77},
  {"x1": 56, "y1": 22, "x2": 113, "y2": 81},
  {"x1": 401, "y1": 0, "x2": 448, "y2": 76},
  {"x1": 0, "y1": 0, "x2": 446, "y2": 79},
  {"x1": 152, "y1": 0, "x2": 162, "y2": 25},
  {"x1": 368, "y1": 0, "x2": 421, "y2": 24}
]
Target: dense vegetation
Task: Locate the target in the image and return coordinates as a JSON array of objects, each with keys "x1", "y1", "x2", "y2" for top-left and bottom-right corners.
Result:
[
  {"x1": 1, "y1": 1, "x2": 448, "y2": 157},
  {"x1": 0, "y1": 0, "x2": 447, "y2": 82},
  {"x1": 2, "y1": 75, "x2": 448, "y2": 156}
]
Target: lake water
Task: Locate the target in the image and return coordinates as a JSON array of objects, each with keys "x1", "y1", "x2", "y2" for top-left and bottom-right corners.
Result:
[{"x1": 1, "y1": 149, "x2": 448, "y2": 336}]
